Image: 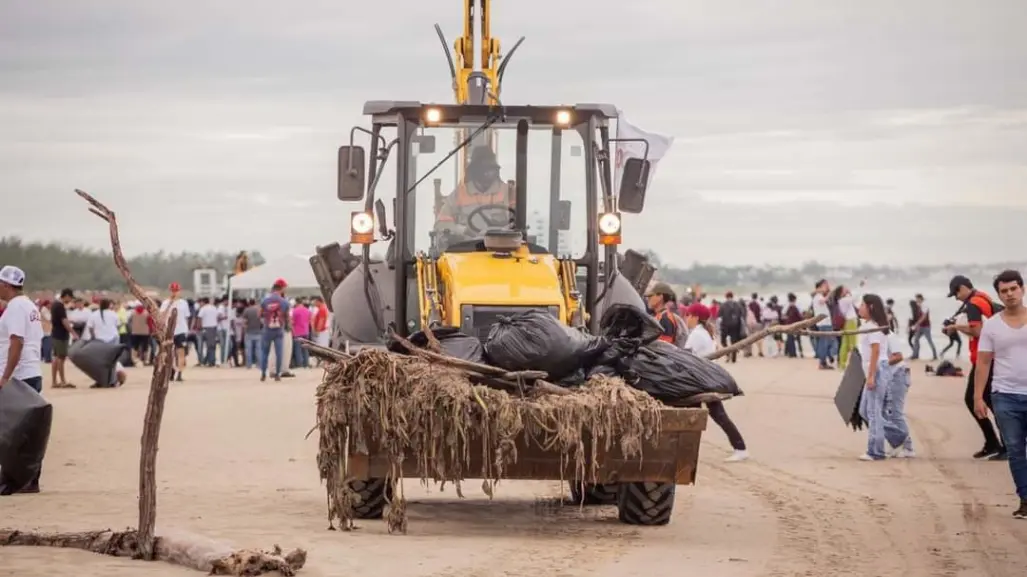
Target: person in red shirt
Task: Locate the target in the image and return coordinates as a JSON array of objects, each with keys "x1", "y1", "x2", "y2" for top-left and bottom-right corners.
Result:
[{"x1": 944, "y1": 275, "x2": 1006, "y2": 460}]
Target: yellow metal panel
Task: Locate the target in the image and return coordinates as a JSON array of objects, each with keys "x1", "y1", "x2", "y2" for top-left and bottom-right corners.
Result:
[{"x1": 436, "y1": 251, "x2": 565, "y2": 323}]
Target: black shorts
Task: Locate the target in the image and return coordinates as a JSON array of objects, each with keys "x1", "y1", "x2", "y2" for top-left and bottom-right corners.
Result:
[{"x1": 173, "y1": 334, "x2": 187, "y2": 349}]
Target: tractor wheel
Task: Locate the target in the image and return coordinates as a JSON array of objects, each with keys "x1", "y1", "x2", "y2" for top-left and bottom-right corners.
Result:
[
  {"x1": 348, "y1": 478, "x2": 393, "y2": 519},
  {"x1": 616, "y1": 482, "x2": 676, "y2": 526},
  {"x1": 568, "y1": 481, "x2": 620, "y2": 505}
]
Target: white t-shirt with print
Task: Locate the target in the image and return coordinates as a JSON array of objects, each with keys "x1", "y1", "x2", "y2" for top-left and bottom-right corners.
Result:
[
  {"x1": 684, "y1": 326, "x2": 716, "y2": 357},
  {"x1": 160, "y1": 298, "x2": 192, "y2": 336},
  {"x1": 858, "y1": 321, "x2": 889, "y2": 376},
  {"x1": 978, "y1": 314, "x2": 1027, "y2": 396},
  {"x1": 887, "y1": 333, "x2": 908, "y2": 370},
  {"x1": 0, "y1": 295, "x2": 44, "y2": 380}
]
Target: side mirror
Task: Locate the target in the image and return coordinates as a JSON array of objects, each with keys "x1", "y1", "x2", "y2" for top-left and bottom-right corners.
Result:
[
  {"x1": 414, "y1": 134, "x2": 436, "y2": 154},
  {"x1": 556, "y1": 200, "x2": 572, "y2": 231},
  {"x1": 617, "y1": 157, "x2": 650, "y2": 214},
  {"x1": 337, "y1": 145, "x2": 366, "y2": 201}
]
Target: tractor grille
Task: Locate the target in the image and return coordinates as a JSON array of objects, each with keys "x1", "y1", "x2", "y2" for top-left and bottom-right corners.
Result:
[{"x1": 460, "y1": 305, "x2": 560, "y2": 339}]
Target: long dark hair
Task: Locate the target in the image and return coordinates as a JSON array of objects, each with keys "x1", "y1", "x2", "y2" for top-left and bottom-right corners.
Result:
[
  {"x1": 99, "y1": 298, "x2": 111, "y2": 321},
  {"x1": 862, "y1": 294, "x2": 890, "y2": 334},
  {"x1": 829, "y1": 285, "x2": 845, "y2": 305}
]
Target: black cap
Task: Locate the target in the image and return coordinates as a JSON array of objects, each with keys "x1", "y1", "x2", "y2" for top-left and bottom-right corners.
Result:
[
  {"x1": 60, "y1": 288, "x2": 74, "y2": 299},
  {"x1": 948, "y1": 275, "x2": 973, "y2": 298}
]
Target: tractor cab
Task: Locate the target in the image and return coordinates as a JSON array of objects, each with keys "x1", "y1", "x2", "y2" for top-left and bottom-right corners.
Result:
[{"x1": 332, "y1": 101, "x2": 652, "y2": 343}]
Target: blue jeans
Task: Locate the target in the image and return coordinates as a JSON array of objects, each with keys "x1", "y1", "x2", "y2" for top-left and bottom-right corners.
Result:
[
  {"x1": 292, "y1": 333, "x2": 310, "y2": 368},
  {"x1": 245, "y1": 332, "x2": 263, "y2": 368},
  {"x1": 218, "y1": 329, "x2": 229, "y2": 365},
  {"x1": 992, "y1": 392, "x2": 1027, "y2": 500},
  {"x1": 884, "y1": 367, "x2": 913, "y2": 451},
  {"x1": 812, "y1": 325, "x2": 835, "y2": 365},
  {"x1": 41, "y1": 336, "x2": 52, "y2": 363},
  {"x1": 260, "y1": 328, "x2": 285, "y2": 376},
  {"x1": 859, "y1": 363, "x2": 892, "y2": 459},
  {"x1": 910, "y1": 326, "x2": 937, "y2": 359}
]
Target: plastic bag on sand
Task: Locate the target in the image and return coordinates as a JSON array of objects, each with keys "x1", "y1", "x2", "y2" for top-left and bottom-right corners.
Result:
[
  {"x1": 484, "y1": 309, "x2": 610, "y2": 380},
  {"x1": 599, "y1": 304, "x2": 663, "y2": 345},
  {"x1": 604, "y1": 340, "x2": 742, "y2": 404},
  {"x1": 389, "y1": 326, "x2": 486, "y2": 363},
  {"x1": 0, "y1": 379, "x2": 53, "y2": 493},
  {"x1": 69, "y1": 338, "x2": 126, "y2": 387}
]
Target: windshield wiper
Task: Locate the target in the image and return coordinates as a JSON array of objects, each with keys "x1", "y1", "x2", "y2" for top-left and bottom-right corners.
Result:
[{"x1": 406, "y1": 112, "x2": 503, "y2": 195}]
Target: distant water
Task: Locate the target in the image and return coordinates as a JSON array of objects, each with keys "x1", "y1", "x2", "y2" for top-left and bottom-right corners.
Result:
[{"x1": 723, "y1": 286, "x2": 979, "y2": 360}]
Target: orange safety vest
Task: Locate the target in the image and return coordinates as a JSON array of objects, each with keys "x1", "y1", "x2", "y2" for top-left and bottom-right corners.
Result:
[{"x1": 437, "y1": 181, "x2": 513, "y2": 222}]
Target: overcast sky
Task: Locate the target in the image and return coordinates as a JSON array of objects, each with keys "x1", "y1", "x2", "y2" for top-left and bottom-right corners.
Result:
[{"x1": 3, "y1": 0, "x2": 1025, "y2": 266}]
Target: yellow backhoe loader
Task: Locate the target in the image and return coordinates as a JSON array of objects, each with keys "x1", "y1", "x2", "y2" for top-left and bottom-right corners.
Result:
[{"x1": 311, "y1": 0, "x2": 706, "y2": 526}]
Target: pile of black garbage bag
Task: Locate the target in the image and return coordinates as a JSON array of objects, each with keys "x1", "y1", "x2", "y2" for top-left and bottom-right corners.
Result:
[
  {"x1": 0, "y1": 379, "x2": 53, "y2": 495},
  {"x1": 392, "y1": 305, "x2": 741, "y2": 405}
]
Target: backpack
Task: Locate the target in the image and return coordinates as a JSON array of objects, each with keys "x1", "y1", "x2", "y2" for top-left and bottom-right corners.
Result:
[
  {"x1": 828, "y1": 299, "x2": 845, "y2": 330},
  {"x1": 658, "y1": 310, "x2": 689, "y2": 349},
  {"x1": 720, "y1": 301, "x2": 743, "y2": 330}
]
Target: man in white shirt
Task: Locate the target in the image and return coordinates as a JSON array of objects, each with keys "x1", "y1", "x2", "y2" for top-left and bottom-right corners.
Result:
[
  {"x1": 0, "y1": 265, "x2": 45, "y2": 494},
  {"x1": 159, "y1": 282, "x2": 192, "y2": 382},
  {"x1": 216, "y1": 298, "x2": 231, "y2": 367},
  {"x1": 195, "y1": 297, "x2": 220, "y2": 367},
  {"x1": 974, "y1": 269, "x2": 1027, "y2": 519},
  {"x1": 810, "y1": 279, "x2": 835, "y2": 370}
]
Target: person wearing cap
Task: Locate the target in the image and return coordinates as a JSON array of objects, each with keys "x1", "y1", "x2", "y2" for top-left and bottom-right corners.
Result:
[
  {"x1": 644, "y1": 281, "x2": 686, "y2": 346},
  {"x1": 159, "y1": 282, "x2": 192, "y2": 382},
  {"x1": 682, "y1": 301, "x2": 749, "y2": 462},
  {"x1": 0, "y1": 265, "x2": 46, "y2": 493},
  {"x1": 944, "y1": 275, "x2": 1007, "y2": 460},
  {"x1": 435, "y1": 146, "x2": 515, "y2": 239},
  {"x1": 259, "y1": 278, "x2": 291, "y2": 382}
]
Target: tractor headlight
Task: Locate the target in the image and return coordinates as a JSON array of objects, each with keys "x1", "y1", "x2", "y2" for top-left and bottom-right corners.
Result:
[
  {"x1": 598, "y1": 212, "x2": 621, "y2": 235},
  {"x1": 424, "y1": 107, "x2": 442, "y2": 124},
  {"x1": 351, "y1": 211, "x2": 375, "y2": 235},
  {"x1": 555, "y1": 109, "x2": 572, "y2": 126}
]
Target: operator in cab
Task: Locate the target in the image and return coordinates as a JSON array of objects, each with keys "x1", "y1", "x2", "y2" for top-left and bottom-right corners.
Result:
[{"x1": 435, "y1": 146, "x2": 515, "y2": 241}]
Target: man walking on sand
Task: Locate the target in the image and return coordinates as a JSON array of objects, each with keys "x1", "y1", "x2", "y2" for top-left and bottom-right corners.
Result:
[
  {"x1": 159, "y1": 282, "x2": 192, "y2": 382},
  {"x1": 259, "y1": 278, "x2": 290, "y2": 382},
  {"x1": 49, "y1": 288, "x2": 77, "y2": 388},
  {"x1": 973, "y1": 269, "x2": 1027, "y2": 519},
  {"x1": 946, "y1": 275, "x2": 1006, "y2": 460},
  {"x1": 0, "y1": 265, "x2": 45, "y2": 494}
]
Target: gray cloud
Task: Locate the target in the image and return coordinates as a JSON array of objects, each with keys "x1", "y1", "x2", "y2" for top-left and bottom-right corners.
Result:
[{"x1": 2, "y1": 0, "x2": 1026, "y2": 266}]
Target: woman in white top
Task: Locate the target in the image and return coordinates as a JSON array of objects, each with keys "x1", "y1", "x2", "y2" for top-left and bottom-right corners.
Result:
[
  {"x1": 86, "y1": 299, "x2": 121, "y2": 344},
  {"x1": 856, "y1": 293, "x2": 893, "y2": 461},
  {"x1": 683, "y1": 302, "x2": 749, "y2": 463},
  {"x1": 834, "y1": 285, "x2": 860, "y2": 369},
  {"x1": 884, "y1": 331, "x2": 915, "y2": 457}
]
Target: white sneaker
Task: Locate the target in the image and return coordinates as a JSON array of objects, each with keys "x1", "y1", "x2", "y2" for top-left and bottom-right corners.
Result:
[
  {"x1": 894, "y1": 448, "x2": 916, "y2": 458},
  {"x1": 724, "y1": 450, "x2": 749, "y2": 463},
  {"x1": 858, "y1": 454, "x2": 877, "y2": 461}
]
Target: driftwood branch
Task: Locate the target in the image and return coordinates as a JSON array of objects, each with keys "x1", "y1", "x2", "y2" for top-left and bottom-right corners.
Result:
[
  {"x1": 796, "y1": 325, "x2": 889, "y2": 337},
  {"x1": 0, "y1": 190, "x2": 307, "y2": 575},
  {"x1": 705, "y1": 314, "x2": 827, "y2": 361}
]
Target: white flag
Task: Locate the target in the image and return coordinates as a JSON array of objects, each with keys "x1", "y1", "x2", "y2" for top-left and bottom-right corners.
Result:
[{"x1": 613, "y1": 113, "x2": 674, "y2": 191}]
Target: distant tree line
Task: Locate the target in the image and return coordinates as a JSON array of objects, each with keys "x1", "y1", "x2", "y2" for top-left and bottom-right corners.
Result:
[{"x1": 0, "y1": 237, "x2": 265, "y2": 291}]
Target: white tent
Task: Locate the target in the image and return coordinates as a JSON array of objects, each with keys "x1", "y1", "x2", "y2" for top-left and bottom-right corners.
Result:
[{"x1": 231, "y1": 254, "x2": 319, "y2": 290}]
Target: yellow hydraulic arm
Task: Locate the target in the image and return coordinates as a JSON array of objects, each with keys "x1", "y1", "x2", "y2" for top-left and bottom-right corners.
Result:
[{"x1": 434, "y1": 1, "x2": 525, "y2": 177}]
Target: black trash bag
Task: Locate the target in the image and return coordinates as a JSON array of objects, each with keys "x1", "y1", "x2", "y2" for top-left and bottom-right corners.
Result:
[
  {"x1": 388, "y1": 326, "x2": 486, "y2": 363},
  {"x1": 599, "y1": 304, "x2": 663, "y2": 345},
  {"x1": 0, "y1": 379, "x2": 53, "y2": 494},
  {"x1": 613, "y1": 340, "x2": 742, "y2": 404},
  {"x1": 69, "y1": 339, "x2": 126, "y2": 387},
  {"x1": 484, "y1": 309, "x2": 611, "y2": 380}
]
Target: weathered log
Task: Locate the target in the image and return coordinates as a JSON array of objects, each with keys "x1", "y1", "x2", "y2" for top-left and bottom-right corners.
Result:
[
  {"x1": 796, "y1": 326, "x2": 889, "y2": 337},
  {"x1": 0, "y1": 529, "x2": 306, "y2": 576}
]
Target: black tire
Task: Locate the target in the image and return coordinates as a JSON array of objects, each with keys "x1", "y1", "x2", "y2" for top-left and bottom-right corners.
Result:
[
  {"x1": 568, "y1": 481, "x2": 620, "y2": 505},
  {"x1": 348, "y1": 478, "x2": 392, "y2": 519},
  {"x1": 617, "y1": 482, "x2": 675, "y2": 526}
]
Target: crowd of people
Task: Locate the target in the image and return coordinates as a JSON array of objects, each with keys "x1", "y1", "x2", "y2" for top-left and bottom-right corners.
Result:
[{"x1": 643, "y1": 270, "x2": 1027, "y2": 520}]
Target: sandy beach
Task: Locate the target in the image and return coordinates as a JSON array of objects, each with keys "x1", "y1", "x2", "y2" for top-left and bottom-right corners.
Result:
[{"x1": 2, "y1": 356, "x2": 1025, "y2": 577}]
